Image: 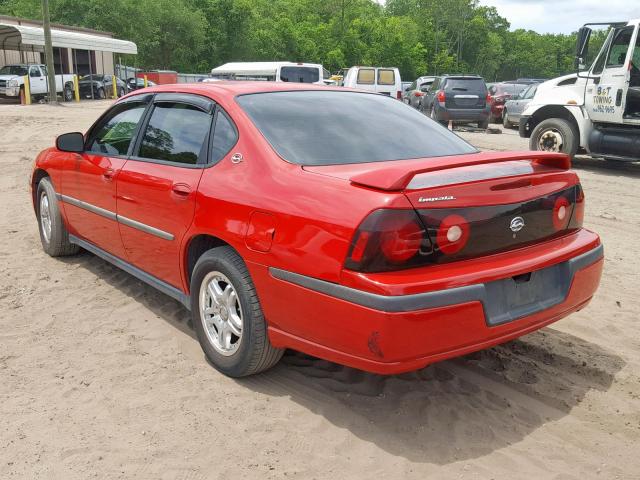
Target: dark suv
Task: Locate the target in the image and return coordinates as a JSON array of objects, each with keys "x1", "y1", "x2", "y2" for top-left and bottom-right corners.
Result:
[{"x1": 420, "y1": 75, "x2": 490, "y2": 128}]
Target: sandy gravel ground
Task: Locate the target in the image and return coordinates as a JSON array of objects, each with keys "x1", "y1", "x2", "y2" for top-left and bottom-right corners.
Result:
[{"x1": 1, "y1": 102, "x2": 639, "y2": 480}]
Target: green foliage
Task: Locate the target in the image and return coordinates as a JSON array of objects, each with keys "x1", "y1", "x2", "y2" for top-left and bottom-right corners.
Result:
[{"x1": 0, "y1": 0, "x2": 587, "y2": 81}]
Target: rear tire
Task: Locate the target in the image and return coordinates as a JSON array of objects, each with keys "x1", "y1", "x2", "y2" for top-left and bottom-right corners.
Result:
[
  {"x1": 97, "y1": 87, "x2": 105, "y2": 100},
  {"x1": 529, "y1": 118, "x2": 578, "y2": 158},
  {"x1": 63, "y1": 84, "x2": 74, "y2": 102},
  {"x1": 36, "y1": 178, "x2": 79, "y2": 257},
  {"x1": 190, "y1": 246, "x2": 283, "y2": 377}
]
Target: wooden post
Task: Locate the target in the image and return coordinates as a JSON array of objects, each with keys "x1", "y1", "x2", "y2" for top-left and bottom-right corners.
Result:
[
  {"x1": 42, "y1": 0, "x2": 58, "y2": 104},
  {"x1": 73, "y1": 74, "x2": 80, "y2": 102}
]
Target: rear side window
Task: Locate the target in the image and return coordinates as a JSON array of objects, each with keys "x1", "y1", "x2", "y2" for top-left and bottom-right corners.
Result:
[
  {"x1": 377, "y1": 69, "x2": 395, "y2": 86},
  {"x1": 138, "y1": 103, "x2": 211, "y2": 165},
  {"x1": 356, "y1": 68, "x2": 375, "y2": 85},
  {"x1": 237, "y1": 91, "x2": 476, "y2": 166},
  {"x1": 280, "y1": 66, "x2": 319, "y2": 83},
  {"x1": 210, "y1": 110, "x2": 238, "y2": 164},
  {"x1": 87, "y1": 103, "x2": 146, "y2": 156}
]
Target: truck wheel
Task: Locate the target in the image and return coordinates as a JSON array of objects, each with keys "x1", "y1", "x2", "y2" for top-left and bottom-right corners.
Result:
[
  {"x1": 530, "y1": 118, "x2": 578, "y2": 158},
  {"x1": 36, "y1": 178, "x2": 79, "y2": 257},
  {"x1": 63, "y1": 84, "x2": 74, "y2": 102},
  {"x1": 190, "y1": 246, "x2": 284, "y2": 377}
]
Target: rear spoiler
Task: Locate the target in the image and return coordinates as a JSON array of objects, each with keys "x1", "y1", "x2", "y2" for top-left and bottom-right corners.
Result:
[{"x1": 349, "y1": 151, "x2": 571, "y2": 191}]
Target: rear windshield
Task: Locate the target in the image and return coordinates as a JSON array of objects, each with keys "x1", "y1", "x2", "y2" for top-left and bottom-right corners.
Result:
[
  {"x1": 356, "y1": 68, "x2": 375, "y2": 85},
  {"x1": 444, "y1": 78, "x2": 486, "y2": 92},
  {"x1": 377, "y1": 69, "x2": 395, "y2": 85},
  {"x1": 236, "y1": 91, "x2": 477, "y2": 166},
  {"x1": 280, "y1": 66, "x2": 319, "y2": 83}
]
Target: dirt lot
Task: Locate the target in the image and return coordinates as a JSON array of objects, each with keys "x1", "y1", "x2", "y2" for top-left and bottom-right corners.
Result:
[{"x1": 1, "y1": 102, "x2": 639, "y2": 480}]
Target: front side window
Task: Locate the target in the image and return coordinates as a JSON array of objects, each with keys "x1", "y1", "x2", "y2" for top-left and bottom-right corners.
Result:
[
  {"x1": 30, "y1": 67, "x2": 41, "y2": 77},
  {"x1": 377, "y1": 69, "x2": 395, "y2": 86},
  {"x1": 237, "y1": 91, "x2": 476, "y2": 166},
  {"x1": 606, "y1": 26, "x2": 633, "y2": 67},
  {"x1": 279, "y1": 66, "x2": 319, "y2": 83},
  {"x1": 138, "y1": 103, "x2": 211, "y2": 165},
  {"x1": 87, "y1": 103, "x2": 147, "y2": 156},
  {"x1": 210, "y1": 110, "x2": 238, "y2": 164},
  {"x1": 356, "y1": 68, "x2": 375, "y2": 85}
]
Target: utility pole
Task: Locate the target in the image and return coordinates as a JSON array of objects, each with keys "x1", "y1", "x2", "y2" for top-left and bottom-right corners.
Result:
[{"x1": 42, "y1": 0, "x2": 57, "y2": 104}]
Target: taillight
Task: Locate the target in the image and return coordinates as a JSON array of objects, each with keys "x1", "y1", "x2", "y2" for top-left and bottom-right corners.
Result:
[
  {"x1": 396, "y1": 91, "x2": 402, "y2": 100},
  {"x1": 486, "y1": 93, "x2": 492, "y2": 103},
  {"x1": 345, "y1": 209, "x2": 432, "y2": 272},
  {"x1": 569, "y1": 184, "x2": 585, "y2": 229},
  {"x1": 437, "y1": 90, "x2": 445, "y2": 103},
  {"x1": 436, "y1": 214, "x2": 470, "y2": 254},
  {"x1": 552, "y1": 195, "x2": 571, "y2": 231},
  {"x1": 415, "y1": 92, "x2": 424, "y2": 97}
]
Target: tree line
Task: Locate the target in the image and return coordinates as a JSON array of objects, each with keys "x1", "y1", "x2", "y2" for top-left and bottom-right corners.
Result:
[{"x1": 0, "y1": 0, "x2": 586, "y2": 81}]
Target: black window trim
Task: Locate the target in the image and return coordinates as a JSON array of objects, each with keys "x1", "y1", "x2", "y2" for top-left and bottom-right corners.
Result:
[{"x1": 127, "y1": 93, "x2": 217, "y2": 169}]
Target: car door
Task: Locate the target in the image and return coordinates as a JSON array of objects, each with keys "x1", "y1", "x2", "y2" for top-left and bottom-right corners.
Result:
[
  {"x1": 29, "y1": 66, "x2": 46, "y2": 95},
  {"x1": 585, "y1": 25, "x2": 634, "y2": 125},
  {"x1": 116, "y1": 93, "x2": 214, "y2": 288},
  {"x1": 61, "y1": 96, "x2": 150, "y2": 259}
]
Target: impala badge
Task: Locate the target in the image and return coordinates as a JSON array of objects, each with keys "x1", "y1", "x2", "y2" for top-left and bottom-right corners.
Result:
[{"x1": 510, "y1": 216, "x2": 525, "y2": 233}]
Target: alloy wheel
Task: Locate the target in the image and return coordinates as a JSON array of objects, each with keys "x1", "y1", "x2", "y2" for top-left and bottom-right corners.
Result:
[
  {"x1": 39, "y1": 192, "x2": 52, "y2": 244},
  {"x1": 199, "y1": 271, "x2": 243, "y2": 356}
]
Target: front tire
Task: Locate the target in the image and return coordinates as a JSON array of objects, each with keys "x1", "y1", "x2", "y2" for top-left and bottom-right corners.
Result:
[
  {"x1": 190, "y1": 246, "x2": 283, "y2": 377},
  {"x1": 529, "y1": 118, "x2": 578, "y2": 158},
  {"x1": 502, "y1": 110, "x2": 511, "y2": 128},
  {"x1": 97, "y1": 87, "x2": 106, "y2": 100},
  {"x1": 36, "y1": 178, "x2": 79, "y2": 257}
]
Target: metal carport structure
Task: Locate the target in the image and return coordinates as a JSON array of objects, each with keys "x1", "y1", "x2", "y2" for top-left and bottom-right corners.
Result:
[{"x1": 0, "y1": 22, "x2": 137, "y2": 56}]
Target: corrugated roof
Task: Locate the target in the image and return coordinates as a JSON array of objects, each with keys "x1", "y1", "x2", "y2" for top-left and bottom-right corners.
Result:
[{"x1": 0, "y1": 22, "x2": 137, "y2": 54}]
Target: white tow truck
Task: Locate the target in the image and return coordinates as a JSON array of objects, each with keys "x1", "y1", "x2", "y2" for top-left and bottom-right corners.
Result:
[
  {"x1": 0, "y1": 64, "x2": 75, "y2": 102},
  {"x1": 520, "y1": 18, "x2": 640, "y2": 162}
]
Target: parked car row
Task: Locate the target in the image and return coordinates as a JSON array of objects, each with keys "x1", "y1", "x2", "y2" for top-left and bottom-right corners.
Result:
[{"x1": 400, "y1": 73, "x2": 542, "y2": 129}]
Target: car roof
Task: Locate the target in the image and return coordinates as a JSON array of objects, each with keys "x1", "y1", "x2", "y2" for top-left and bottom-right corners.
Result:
[{"x1": 127, "y1": 81, "x2": 351, "y2": 98}]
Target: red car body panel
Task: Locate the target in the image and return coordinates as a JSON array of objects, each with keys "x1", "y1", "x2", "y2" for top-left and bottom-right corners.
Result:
[{"x1": 31, "y1": 82, "x2": 604, "y2": 374}]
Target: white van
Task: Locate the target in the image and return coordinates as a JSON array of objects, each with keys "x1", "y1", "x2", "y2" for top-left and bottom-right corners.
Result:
[
  {"x1": 210, "y1": 62, "x2": 329, "y2": 85},
  {"x1": 342, "y1": 66, "x2": 402, "y2": 99}
]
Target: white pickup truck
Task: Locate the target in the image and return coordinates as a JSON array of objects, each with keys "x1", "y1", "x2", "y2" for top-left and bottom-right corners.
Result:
[
  {"x1": 0, "y1": 64, "x2": 75, "y2": 102},
  {"x1": 519, "y1": 18, "x2": 640, "y2": 162}
]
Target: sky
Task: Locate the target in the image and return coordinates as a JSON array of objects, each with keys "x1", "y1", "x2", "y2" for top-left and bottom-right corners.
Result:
[{"x1": 478, "y1": 0, "x2": 640, "y2": 34}]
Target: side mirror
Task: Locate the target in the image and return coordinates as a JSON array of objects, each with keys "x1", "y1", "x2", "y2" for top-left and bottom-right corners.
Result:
[
  {"x1": 56, "y1": 132, "x2": 85, "y2": 153},
  {"x1": 575, "y1": 26, "x2": 592, "y2": 70}
]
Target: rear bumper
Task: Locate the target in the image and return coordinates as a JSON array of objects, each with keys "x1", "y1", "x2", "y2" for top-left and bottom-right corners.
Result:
[
  {"x1": 436, "y1": 106, "x2": 490, "y2": 123},
  {"x1": 257, "y1": 234, "x2": 603, "y2": 375}
]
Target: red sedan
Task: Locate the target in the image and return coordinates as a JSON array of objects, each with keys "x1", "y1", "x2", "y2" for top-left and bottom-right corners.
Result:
[{"x1": 30, "y1": 82, "x2": 603, "y2": 377}]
